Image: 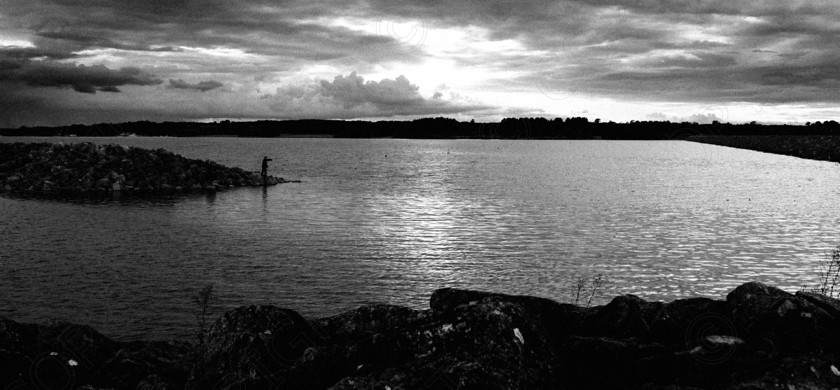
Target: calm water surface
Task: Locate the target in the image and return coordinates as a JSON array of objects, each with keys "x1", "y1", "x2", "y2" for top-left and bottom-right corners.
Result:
[{"x1": 1, "y1": 137, "x2": 839, "y2": 340}]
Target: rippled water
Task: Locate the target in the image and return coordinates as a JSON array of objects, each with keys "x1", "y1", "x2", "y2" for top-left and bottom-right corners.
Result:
[{"x1": 1, "y1": 137, "x2": 839, "y2": 340}]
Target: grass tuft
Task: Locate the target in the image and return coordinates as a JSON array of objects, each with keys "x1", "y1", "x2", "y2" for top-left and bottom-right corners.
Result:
[
  {"x1": 571, "y1": 273, "x2": 606, "y2": 307},
  {"x1": 812, "y1": 246, "x2": 840, "y2": 299}
]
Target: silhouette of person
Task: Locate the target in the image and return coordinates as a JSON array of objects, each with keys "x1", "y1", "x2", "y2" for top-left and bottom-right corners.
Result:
[{"x1": 261, "y1": 156, "x2": 272, "y2": 185}]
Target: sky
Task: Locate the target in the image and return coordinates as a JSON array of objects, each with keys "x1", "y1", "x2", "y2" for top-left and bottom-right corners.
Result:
[{"x1": 1, "y1": 0, "x2": 839, "y2": 128}]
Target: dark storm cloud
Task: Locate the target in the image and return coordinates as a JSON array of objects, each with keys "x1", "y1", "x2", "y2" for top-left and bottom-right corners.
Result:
[
  {"x1": 168, "y1": 79, "x2": 224, "y2": 92},
  {"x1": 3, "y1": 0, "x2": 840, "y2": 126},
  {"x1": 19, "y1": 63, "x2": 162, "y2": 93},
  {"x1": 7, "y1": 0, "x2": 421, "y2": 65},
  {"x1": 359, "y1": 0, "x2": 840, "y2": 105},
  {"x1": 0, "y1": 50, "x2": 163, "y2": 93},
  {"x1": 0, "y1": 47, "x2": 77, "y2": 61}
]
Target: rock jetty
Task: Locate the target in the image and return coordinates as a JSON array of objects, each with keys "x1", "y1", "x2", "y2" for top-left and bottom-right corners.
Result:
[
  {"x1": 0, "y1": 142, "x2": 292, "y2": 197},
  {"x1": 2, "y1": 282, "x2": 840, "y2": 389}
]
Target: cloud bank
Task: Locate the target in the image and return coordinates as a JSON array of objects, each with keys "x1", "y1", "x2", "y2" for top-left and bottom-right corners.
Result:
[
  {"x1": 168, "y1": 79, "x2": 224, "y2": 92},
  {"x1": 266, "y1": 72, "x2": 488, "y2": 119},
  {"x1": 2, "y1": 0, "x2": 840, "y2": 126}
]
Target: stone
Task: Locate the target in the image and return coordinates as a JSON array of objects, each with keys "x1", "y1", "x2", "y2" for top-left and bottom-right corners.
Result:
[
  {"x1": 3, "y1": 282, "x2": 840, "y2": 389},
  {"x1": 727, "y1": 281, "x2": 840, "y2": 352},
  {"x1": 195, "y1": 306, "x2": 324, "y2": 388},
  {"x1": 649, "y1": 297, "x2": 733, "y2": 343},
  {"x1": 795, "y1": 291, "x2": 840, "y2": 321},
  {"x1": 0, "y1": 142, "x2": 293, "y2": 199},
  {"x1": 584, "y1": 294, "x2": 664, "y2": 338},
  {"x1": 430, "y1": 287, "x2": 593, "y2": 336}
]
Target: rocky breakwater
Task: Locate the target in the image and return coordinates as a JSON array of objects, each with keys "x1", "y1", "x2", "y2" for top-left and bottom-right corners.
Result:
[
  {"x1": 2, "y1": 282, "x2": 840, "y2": 389},
  {"x1": 0, "y1": 142, "x2": 292, "y2": 197}
]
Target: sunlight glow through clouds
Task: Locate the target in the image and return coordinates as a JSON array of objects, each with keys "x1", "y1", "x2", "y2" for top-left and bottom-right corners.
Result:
[
  {"x1": 3, "y1": 0, "x2": 840, "y2": 126},
  {"x1": 0, "y1": 38, "x2": 34, "y2": 47},
  {"x1": 322, "y1": 18, "x2": 546, "y2": 108}
]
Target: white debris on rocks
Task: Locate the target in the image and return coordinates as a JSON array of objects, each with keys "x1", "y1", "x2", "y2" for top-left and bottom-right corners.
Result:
[{"x1": 514, "y1": 328, "x2": 524, "y2": 344}]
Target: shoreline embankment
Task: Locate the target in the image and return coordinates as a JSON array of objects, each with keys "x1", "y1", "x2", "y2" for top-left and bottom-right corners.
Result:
[
  {"x1": 0, "y1": 142, "x2": 293, "y2": 198},
  {"x1": 689, "y1": 135, "x2": 840, "y2": 164},
  {"x1": 2, "y1": 282, "x2": 840, "y2": 389}
]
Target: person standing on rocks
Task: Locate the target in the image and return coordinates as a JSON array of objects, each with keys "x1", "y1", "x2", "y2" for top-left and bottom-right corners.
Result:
[{"x1": 261, "y1": 156, "x2": 272, "y2": 185}]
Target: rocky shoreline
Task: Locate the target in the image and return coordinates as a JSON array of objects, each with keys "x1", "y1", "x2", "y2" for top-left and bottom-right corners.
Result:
[
  {"x1": 689, "y1": 135, "x2": 840, "y2": 164},
  {"x1": 2, "y1": 282, "x2": 840, "y2": 389},
  {"x1": 0, "y1": 142, "x2": 294, "y2": 198}
]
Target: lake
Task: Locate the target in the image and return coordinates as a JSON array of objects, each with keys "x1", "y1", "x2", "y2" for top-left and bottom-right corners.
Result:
[{"x1": 1, "y1": 137, "x2": 839, "y2": 341}]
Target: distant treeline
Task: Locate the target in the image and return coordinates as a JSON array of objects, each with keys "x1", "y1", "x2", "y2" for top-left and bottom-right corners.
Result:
[{"x1": 2, "y1": 117, "x2": 840, "y2": 139}]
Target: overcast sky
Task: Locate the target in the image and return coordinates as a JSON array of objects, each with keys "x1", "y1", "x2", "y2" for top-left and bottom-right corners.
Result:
[{"x1": 1, "y1": 0, "x2": 839, "y2": 127}]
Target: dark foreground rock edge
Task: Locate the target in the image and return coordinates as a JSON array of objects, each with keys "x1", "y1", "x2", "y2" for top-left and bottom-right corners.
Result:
[
  {"x1": 3, "y1": 282, "x2": 840, "y2": 389},
  {"x1": 0, "y1": 142, "x2": 299, "y2": 199}
]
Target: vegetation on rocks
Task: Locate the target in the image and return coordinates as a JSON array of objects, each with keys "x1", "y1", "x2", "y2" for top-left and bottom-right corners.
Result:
[
  {"x1": 3, "y1": 282, "x2": 840, "y2": 389},
  {"x1": 0, "y1": 142, "x2": 288, "y2": 197},
  {"x1": 812, "y1": 245, "x2": 840, "y2": 299}
]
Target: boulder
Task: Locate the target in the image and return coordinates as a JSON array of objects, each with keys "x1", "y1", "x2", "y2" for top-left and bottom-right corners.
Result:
[
  {"x1": 430, "y1": 287, "x2": 594, "y2": 336},
  {"x1": 727, "y1": 281, "x2": 840, "y2": 352},
  {"x1": 584, "y1": 295, "x2": 664, "y2": 338},
  {"x1": 96, "y1": 340, "x2": 191, "y2": 389},
  {"x1": 3, "y1": 282, "x2": 840, "y2": 389},
  {"x1": 796, "y1": 291, "x2": 840, "y2": 321},
  {"x1": 648, "y1": 297, "x2": 734, "y2": 344},
  {"x1": 0, "y1": 318, "x2": 118, "y2": 388},
  {"x1": 322, "y1": 299, "x2": 563, "y2": 390},
  {"x1": 196, "y1": 306, "x2": 324, "y2": 388}
]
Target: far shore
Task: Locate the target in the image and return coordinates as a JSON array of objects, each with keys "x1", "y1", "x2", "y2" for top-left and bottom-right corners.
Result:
[{"x1": 689, "y1": 134, "x2": 840, "y2": 164}]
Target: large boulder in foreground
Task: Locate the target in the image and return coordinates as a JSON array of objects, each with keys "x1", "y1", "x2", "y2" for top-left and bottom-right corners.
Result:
[
  {"x1": 0, "y1": 142, "x2": 291, "y2": 197},
  {"x1": 195, "y1": 300, "x2": 563, "y2": 389},
  {"x1": 0, "y1": 317, "x2": 192, "y2": 389},
  {"x1": 3, "y1": 282, "x2": 840, "y2": 389},
  {"x1": 727, "y1": 281, "x2": 840, "y2": 352}
]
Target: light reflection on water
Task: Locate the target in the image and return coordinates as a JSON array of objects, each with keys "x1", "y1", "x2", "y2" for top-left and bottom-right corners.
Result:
[{"x1": 1, "y1": 137, "x2": 839, "y2": 340}]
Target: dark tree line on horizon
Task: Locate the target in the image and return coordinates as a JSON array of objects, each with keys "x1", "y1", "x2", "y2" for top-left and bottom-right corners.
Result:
[{"x1": 2, "y1": 117, "x2": 839, "y2": 139}]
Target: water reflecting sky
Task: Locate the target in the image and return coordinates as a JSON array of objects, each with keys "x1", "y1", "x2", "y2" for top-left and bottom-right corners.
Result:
[{"x1": 1, "y1": 137, "x2": 839, "y2": 340}]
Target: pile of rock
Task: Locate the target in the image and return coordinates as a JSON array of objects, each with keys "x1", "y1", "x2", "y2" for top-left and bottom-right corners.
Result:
[
  {"x1": 2, "y1": 282, "x2": 840, "y2": 389},
  {"x1": 0, "y1": 142, "x2": 288, "y2": 197}
]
